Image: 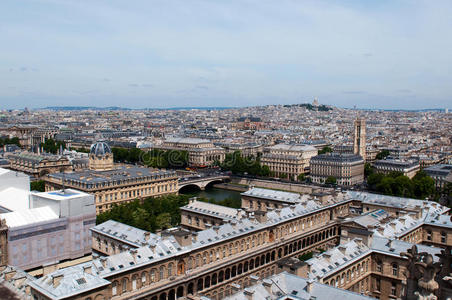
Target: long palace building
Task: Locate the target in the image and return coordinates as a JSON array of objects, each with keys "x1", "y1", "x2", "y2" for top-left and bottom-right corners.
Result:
[
  {"x1": 10, "y1": 189, "x2": 452, "y2": 300},
  {"x1": 44, "y1": 141, "x2": 178, "y2": 214}
]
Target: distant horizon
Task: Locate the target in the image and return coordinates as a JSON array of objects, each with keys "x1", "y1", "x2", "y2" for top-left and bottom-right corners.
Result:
[{"x1": 1, "y1": 103, "x2": 450, "y2": 112}]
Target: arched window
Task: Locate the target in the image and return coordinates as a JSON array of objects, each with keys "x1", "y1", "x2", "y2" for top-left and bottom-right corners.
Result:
[
  {"x1": 122, "y1": 278, "x2": 127, "y2": 293},
  {"x1": 159, "y1": 266, "x2": 165, "y2": 280},
  {"x1": 168, "y1": 263, "x2": 173, "y2": 277},
  {"x1": 112, "y1": 281, "x2": 118, "y2": 296},
  {"x1": 392, "y1": 263, "x2": 398, "y2": 276}
]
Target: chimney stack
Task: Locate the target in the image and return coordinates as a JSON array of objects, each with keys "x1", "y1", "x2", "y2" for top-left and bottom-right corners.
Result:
[
  {"x1": 52, "y1": 274, "x2": 64, "y2": 288},
  {"x1": 306, "y1": 279, "x2": 315, "y2": 293}
]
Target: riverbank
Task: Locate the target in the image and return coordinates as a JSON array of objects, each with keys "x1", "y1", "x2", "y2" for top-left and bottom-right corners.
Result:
[
  {"x1": 212, "y1": 183, "x2": 248, "y2": 192},
  {"x1": 230, "y1": 176, "x2": 334, "y2": 194}
]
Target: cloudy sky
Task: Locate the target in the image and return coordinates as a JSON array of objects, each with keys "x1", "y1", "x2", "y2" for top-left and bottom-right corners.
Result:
[{"x1": 1, "y1": 0, "x2": 451, "y2": 109}]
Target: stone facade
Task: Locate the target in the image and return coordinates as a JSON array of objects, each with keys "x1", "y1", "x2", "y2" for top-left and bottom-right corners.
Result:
[
  {"x1": 159, "y1": 138, "x2": 225, "y2": 167},
  {"x1": 7, "y1": 152, "x2": 72, "y2": 178},
  {"x1": 310, "y1": 153, "x2": 365, "y2": 186},
  {"x1": 261, "y1": 144, "x2": 318, "y2": 179}
]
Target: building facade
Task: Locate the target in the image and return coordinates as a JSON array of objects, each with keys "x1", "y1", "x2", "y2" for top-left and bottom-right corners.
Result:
[
  {"x1": 372, "y1": 158, "x2": 420, "y2": 179},
  {"x1": 7, "y1": 152, "x2": 72, "y2": 178},
  {"x1": 44, "y1": 142, "x2": 178, "y2": 214},
  {"x1": 0, "y1": 189, "x2": 96, "y2": 271},
  {"x1": 159, "y1": 138, "x2": 225, "y2": 167},
  {"x1": 310, "y1": 153, "x2": 365, "y2": 186},
  {"x1": 261, "y1": 144, "x2": 318, "y2": 179}
]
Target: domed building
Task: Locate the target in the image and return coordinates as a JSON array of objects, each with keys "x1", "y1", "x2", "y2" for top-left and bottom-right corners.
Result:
[
  {"x1": 45, "y1": 141, "x2": 178, "y2": 214},
  {"x1": 89, "y1": 141, "x2": 114, "y2": 171}
]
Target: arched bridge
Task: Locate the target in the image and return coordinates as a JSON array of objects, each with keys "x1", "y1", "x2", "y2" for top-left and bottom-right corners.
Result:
[{"x1": 178, "y1": 175, "x2": 230, "y2": 191}]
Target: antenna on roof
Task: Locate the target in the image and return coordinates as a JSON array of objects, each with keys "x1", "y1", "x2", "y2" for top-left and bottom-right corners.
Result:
[{"x1": 62, "y1": 172, "x2": 66, "y2": 194}]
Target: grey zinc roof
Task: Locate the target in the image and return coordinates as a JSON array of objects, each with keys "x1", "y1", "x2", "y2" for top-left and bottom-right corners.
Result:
[
  {"x1": 49, "y1": 165, "x2": 176, "y2": 185},
  {"x1": 241, "y1": 188, "x2": 303, "y2": 204},
  {"x1": 306, "y1": 239, "x2": 371, "y2": 280},
  {"x1": 181, "y1": 200, "x2": 239, "y2": 220},
  {"x1": 29, "y1": 264, "x2": 110, "y2": 300},
  {"x1": 347, "y1": 191, "x2": 449, "y2": 215},
  {"x1": 222, "y1": 271, "x2": 375, "y2": 300},
  {"x1": 91, "y1": 220, "x2": 159, "y2": 247}
]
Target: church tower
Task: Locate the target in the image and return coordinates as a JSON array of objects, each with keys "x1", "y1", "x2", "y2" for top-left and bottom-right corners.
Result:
[
  {"x1": 89, "y1": 141, "x2": 114, "y2": 171},
  {"x1": 353, "y1": 118, "x2": 366, "y2": 160}
]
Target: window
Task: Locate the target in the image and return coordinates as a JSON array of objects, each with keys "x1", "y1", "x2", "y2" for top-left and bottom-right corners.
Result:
[
  {"x1": 391, "y1": 282, "x2": 396, "y2": 296},
  {"x1": 375, "y1": 278, "x2": 380, "y2": 290},
  {"x1": 376, "y1": 261, "x2": 382, "y2": 272},
  {"x1": 427, "y1": 230, "x2": 432, "y2": 241},
  {"x1": 392, "y1": 263, "x2": 398, "y2": 276},
  {"x1": 122, "y1": 279, "x2": 127, "y2": 292},
  {"x1": 441, "y1": 231, "x2": 447, "y2": 243},
  {"x1": 112, "y1": 281, "x2": 117, "y2": 295}
]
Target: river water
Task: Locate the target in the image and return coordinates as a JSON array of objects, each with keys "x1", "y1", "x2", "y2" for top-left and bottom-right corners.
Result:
[{"x1": 179, "y1": 186, "x2": 242, "y2": 203}]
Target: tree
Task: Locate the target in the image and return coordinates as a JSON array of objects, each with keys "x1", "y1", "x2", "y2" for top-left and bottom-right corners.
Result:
[
  {"x1": 42, "y1": 139, "x2": 65, "y2": 154},
  {"x1": 376, "y1": 150, "x2": 390, "y2": 160},
  {"x1": 325, "y1": 176, "x2": 337, "y2": 185},
  {"x1": 376, "y1": 177, "x2": 395, "y2": 195},
  {"x1": 30, "y1": 180, "x2": 45, "y2": 192},
  {"x1": 155, "y1": 213, "x2": 172, "y2": 230},
  {"x1": 0, "y1": 137, "x2": 20, "y2": 147},
  {"x1": 319, "y1": 146, "x2": 333, "y2": 154},
  {"x1": 297, "y1": 173, "x2": 306, "y2": 182},
  {"x1": 364, "y1": 163, "x2": 374, "y2": 177},
  {"x1": 279, "y1": 173, "x2": 288, "y2": 179}
]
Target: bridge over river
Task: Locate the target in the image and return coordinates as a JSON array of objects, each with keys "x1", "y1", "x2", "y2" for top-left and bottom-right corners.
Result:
[{"x1": 178, "y1": 174, "x2": 230, "y2": 191}]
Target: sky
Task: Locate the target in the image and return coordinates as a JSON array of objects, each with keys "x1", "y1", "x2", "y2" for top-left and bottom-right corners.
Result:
[{"x1": 1, "y1": 0, "x2": 451, "y2": 110}]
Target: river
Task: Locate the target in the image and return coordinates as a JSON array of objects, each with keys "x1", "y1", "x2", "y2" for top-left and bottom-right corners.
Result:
[{"x1": 179, "y1": 186, "x2": 242, "y2": 203}]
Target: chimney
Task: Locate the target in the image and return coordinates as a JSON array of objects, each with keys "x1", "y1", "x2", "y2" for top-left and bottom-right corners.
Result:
[
  {"x1": 130, "y1": 249, "x2": 138, "y2": 261},
  {"x1": 275, "y1": 208, "x2": 281, "y2": 216},
  {"x1": 306, "y1": 279, "x2": 315, "y2": 293},
  {"x1": 254, "y1": 211, "x2": 268, "y2": 223},
  {"x1": 230, "y1": 220, "x2": 238, "y2": 229},
  {"x1": 4, "y1": 270, "x2": 17, "y2": 281},
  {"x1": 52, "y1": 274, "x2": 63, "y2": 288},
  {"x1": 389, "y1": 222, "x2": 396, "y2": 230},
  {"x1": 83, "y1": 265, "x2": 92, "y2": 274},
  {"x1": 144, "y1": 232, "x2": 151, "y2": 241},
  {"x1": 191, "y1": 232, "x2": 198, "y2": 242},
  {"x1": 262, "y1": 279, "x2": 272, "y2": 293},
  {"x1": 173, "y1": 229, "x2": 192, "y2": 247},
  {"x1": 231, "y1": 283, "x2": 241, "y2": 292},
  {"x1": 213, "y1": 225, "x2": 220, "y2": 234},
  {"x1": 243, "y1": 288, "x2": 254, "y2": 300},
  {"x1": 338, "y1": 245, "x2": 346, "y2": 255},
  {"x1": 290, "y1": 205, "x2": 296, "y2": 211},
  {"x1": 250, "y1": 275, "x2": 259, "y2": 284},
  {"x1": 100, "y1": 257, "x2": 107, "y2": 268},
  {"x1": 322, "y1": 253, "x2": 331, "y2": 263},
  {"x1": 13, "y1": 276, "x2": 26, "y2": 289}
]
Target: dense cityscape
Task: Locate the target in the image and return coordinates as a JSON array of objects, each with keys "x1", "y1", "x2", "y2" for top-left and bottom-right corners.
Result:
[
  {"x1": 2, "y1": 1, "x2": 452, "y2": 300},
  {"x1": 0, "y1": 103, "x2": 451, "y2": 300}
]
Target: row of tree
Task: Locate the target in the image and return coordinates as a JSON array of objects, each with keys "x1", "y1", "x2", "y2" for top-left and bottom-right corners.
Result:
[
  {"x1": 30, "y1": 180, "x2": 45, "y2": 192},
  {"x1": 367, "y1": 169, "x2": 435, "y2": 199},
  {"x1": 219, "y1": 151, "x2": 270, "y2": 177},
  {"x1": 96, "y1": 194, "x2": 192, "y2": 232},
  {"x1": 0, "y1": 136, "x2": 20, "y2": 147},
  {"x1": 111, "y1": 147, "x2": 189, "y2": 168},
  {"x1": 42, "y1": 138, "x2": 66, "y2": 154}
]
